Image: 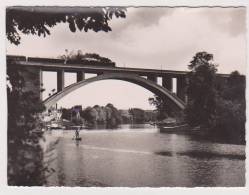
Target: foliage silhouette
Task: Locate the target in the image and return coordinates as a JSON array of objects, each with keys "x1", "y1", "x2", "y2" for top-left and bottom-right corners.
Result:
[
  {"x1": 62, "y1": 104, "x2": 122, "y2": 128},
  {"x1": 6, "y1": 6, "x2": 126, "y2": 45},
  {"x1": 214, "y1": 71, "x2": 246, "y2": 144},
  {"x1": 185, "y1": 52, "x2": 245, "y2": 144},
  {"x1": 185, "y1": 52, "x2": 218, "y2": 128},
  {"x1": 148, "y1": 96, "x2": 176, "y2": 120},
  {"x1": 7, "y1": 67, "x2": 46, "y2": 185}
]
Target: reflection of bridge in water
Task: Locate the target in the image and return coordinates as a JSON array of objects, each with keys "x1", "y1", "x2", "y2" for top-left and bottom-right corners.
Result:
[{"x1": 7, "y1": 56, "x2": 229, "y2": 111}]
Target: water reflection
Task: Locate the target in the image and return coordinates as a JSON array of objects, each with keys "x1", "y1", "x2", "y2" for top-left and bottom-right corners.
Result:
[
  {"x1": 155, "y1": 150, "x2": 245, "y2": 160},
  {"x1": 177, "y1": 151, "x2": 245, "y2": 160},
  {"x1": 45, "y1": 124, "x2": 245, "y2": 187}
]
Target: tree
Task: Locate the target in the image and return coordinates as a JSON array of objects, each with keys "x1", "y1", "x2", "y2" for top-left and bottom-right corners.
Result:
[
  {"x1": 129, "y1": 108, "x2": 146, "y2": 123},
  {"x1": 185, "y1": 52, "x2": 245, "y2": 144},
  {"x1": 93, "y1": 105, "x2": 107, "y2": 124},
  {"x1": 221, "y1": 71, "x2": 245, "y2": 101},
  {"x1": 105, "y1": 103, "x2": 122, "y2": 128},
  {"x1": 214, "y1": 71, "x2": 246, "y2": 144},
  {"x1": 6, "y1": 6, "x2": 126, "y2": 45},
  {"x1": 80, "y1": 106, "x2": 98, "y2": 126},
  {"x1": 6, "y1": 6, "x2": 126, "y2": 185},
  {"x1": 7, "y1": 68, "x2": 46, "y2": 185},
  {"x1": 79, "y1": 104, "x2": 122, "y2": 128},
  {"x1": 61, "y1": 108, "x2": 71, "y2": 121},
  {"x1": 148, "y1": 95, "x2": 174, "y2": 120},
  {"x1": 185, "y1": 52, "x2": 218, "y2": 128},
  {"x1": 214, "y1": 96, "x2": 245, "y2": 144}
]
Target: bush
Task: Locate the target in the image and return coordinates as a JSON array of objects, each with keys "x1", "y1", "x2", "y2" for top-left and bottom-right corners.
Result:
[{"x1": 213, "y1": 98, "x2": 245, "y2": 144}]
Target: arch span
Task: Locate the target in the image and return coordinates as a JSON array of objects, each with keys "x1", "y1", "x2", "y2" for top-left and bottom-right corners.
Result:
[{"x1": 43, "y1": 73, "x2": 186, "y2": 110}]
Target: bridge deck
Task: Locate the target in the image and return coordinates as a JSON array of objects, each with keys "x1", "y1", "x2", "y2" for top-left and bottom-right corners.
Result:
[{"x1": 7, "y1": 55, "x2": 231, "y2": 77}]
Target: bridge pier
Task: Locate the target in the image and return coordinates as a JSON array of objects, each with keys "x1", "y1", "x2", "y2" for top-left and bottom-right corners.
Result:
[
  {"x1": 77, "y1": 71, "x2": 85, "y2": 82},
  {"x1": 176, "y1": 76, "x2": 187, "y2": 102},
  {"x1": 147, "y1": 75, "x2": 157, "y2": 83},
  {"x1": 39, "y1": 69, "x2": 43, "y2": 100},
  {"x1": 57, "y1": 69, "x2": 65, "y2": 92},
  {"x1": 162, "y1": 76, "x2": 172, "y2": 92}
]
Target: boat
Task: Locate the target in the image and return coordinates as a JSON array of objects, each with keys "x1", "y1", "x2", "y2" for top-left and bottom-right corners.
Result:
[
  {"x1": 156, "y1": 117, "x2": 177, "y2": 127},
  {"x1": 71, "y1": 125, "x2": 86, "y2": 130},
  {"x1": 49, "y1": 123, "x2": 65, "y2": 130},
  {"x1": 159, "y1": 124, "x2": 188, "y2": 133},
  {"x1": 73, "y1": 137, "x2": 82, "y2": 141}
]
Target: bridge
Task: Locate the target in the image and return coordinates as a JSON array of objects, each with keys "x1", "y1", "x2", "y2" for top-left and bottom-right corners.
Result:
[{"x1": 7, "y1": 55, "x2": 230, "y2": 111}]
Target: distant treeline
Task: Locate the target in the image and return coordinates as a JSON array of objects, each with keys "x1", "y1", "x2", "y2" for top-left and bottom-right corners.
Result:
[
  {"x1": 128, "y1": 108, "x2": 156, "y2": 123},
  {"x1": 61, "y1": 104, "x2": 157, "y2": 128}
]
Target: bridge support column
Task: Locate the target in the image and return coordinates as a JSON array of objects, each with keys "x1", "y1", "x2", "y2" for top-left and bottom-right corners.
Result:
[
  {"x1": 176, "y1": 76, "x2": 187, "y2": 101},
  {"x1": 185, "y1": 77, "x2": 189, "y2": 103},
  {"x1": 162, "y1": 76, "x2": 172, "y2": 91},
  {"x1": 77, "y1": 71, "x2": 85, "y2": 82},
  {"x1": 39, "y1": 69, "x2": 43, "y2": 100},
  {"x1": 57, "y1": 70, "x2": 64, "y2": 92},
  {"x1": 147, "y1": 75, "x2": 157, "y2": 83}
]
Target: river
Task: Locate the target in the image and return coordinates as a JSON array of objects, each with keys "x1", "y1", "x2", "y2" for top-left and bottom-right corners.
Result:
[{"x1": 44, "y1": 124, "x2": 245, "y2": 187}]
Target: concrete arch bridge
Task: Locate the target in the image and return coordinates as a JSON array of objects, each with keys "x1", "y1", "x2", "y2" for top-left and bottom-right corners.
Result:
[{"x1": 7, "y1": 56, "x2": 229, "y2": 112}]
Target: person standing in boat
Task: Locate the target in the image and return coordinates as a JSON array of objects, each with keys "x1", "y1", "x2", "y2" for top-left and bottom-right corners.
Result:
[{"x1": 75, "y1": 127, "x2": 80, "y2": 139}]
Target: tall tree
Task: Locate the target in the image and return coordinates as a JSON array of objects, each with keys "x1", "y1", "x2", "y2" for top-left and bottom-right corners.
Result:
[
  {"x1": 185, "y1": 52, "x2": 218, "y2": 128},
  {"x1": 7, "y1": 68, "x2": 46, "y2": 185}
]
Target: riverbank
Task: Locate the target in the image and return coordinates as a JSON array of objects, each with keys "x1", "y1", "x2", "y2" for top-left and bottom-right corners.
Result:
[
  {"x1": 159, "y1": 124, "x2": 245, "y2": 145},
  {"x1": 45, "y1": 121, "x2": 246, "y2": 145}
]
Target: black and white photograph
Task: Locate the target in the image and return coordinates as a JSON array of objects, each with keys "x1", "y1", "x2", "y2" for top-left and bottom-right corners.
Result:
[{"x1": 3, "y1": 4, "x2": 247, "y2": 188}]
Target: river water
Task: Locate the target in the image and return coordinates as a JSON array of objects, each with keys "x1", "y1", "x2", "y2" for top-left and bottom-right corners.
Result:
[{"x1": 44, "y1": 124, "x2": 245, "y2": 187}]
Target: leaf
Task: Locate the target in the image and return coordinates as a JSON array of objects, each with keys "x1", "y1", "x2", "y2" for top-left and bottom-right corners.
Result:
[
  {"x1": 75, "y1": 18, "x2": 85, "y2": 31},
  {"x1": 69, "y1": 20, "x2": 76, "y2": 32}
]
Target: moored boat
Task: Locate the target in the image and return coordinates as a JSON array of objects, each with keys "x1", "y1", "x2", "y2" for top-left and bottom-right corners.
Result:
[{"x1": 159, "y1": 124, "x2": 188, "y2": 133}]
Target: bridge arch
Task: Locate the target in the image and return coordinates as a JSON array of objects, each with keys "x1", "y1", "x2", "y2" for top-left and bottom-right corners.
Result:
[{"x1": 43, "y1": 73, "x2": 186, "y2": 110}]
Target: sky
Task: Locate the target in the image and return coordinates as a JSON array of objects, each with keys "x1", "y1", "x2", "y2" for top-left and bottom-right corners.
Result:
[{"x1": 6, "y1": 7, "x2": 247, "y2": 109}]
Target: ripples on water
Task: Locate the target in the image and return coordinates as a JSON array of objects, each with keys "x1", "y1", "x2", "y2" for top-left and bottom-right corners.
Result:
[{"x1": 44, "y1": 124, "x2": 245, "y2": 187}]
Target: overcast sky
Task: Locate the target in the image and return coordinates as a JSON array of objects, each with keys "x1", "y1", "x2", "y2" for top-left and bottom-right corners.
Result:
[{"x1": 6, "y1": 7, "x2": 247, "y2": 109}]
